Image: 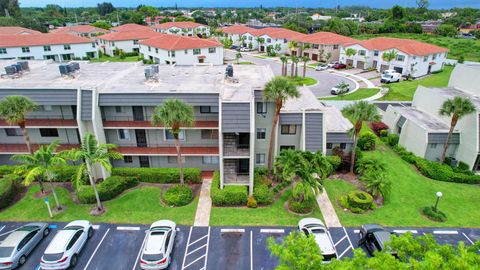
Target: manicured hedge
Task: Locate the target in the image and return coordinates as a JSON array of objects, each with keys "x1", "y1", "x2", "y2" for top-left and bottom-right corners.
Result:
[
  {"x1": 0, "y1": 174, "x2": 18, "y2": 209},
  {"x1": 288, "y1": 198, "x2": 315, "y2": 214},
  {"x1": 0, "y1": 165, "x2": 79, "y2": 182},
  {"x1": 76, "y1": 176, "x2": 139, "y2": 204},
  {"x1": 163, "y1": 185, "x2": 194, "y2": 207},
  {"x1": 253, "y1": 184, "x2": 274, "y2": 205},
  {"x1": 210, "y1": 171, "x2": 248, "y2": 206},
  {"x1": 357, "y1": 132, "x2": 377, "y2": 151},
  {"x1": 325, "y1": 155, "x2": 342, "y2": 172},
  {"x1": 112, "y1": 167, "x2": 201, "y2": 184},
  {"x1": 422, "y1": 206, "x2": 447, "y2": 222},
  {"x1": 340, "y1": 190, "x2": 374, "y2": 214}
]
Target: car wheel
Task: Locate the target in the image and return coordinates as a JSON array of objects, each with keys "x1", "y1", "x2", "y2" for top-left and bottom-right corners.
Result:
[
  {"x1": 43, "y1": 228, "x2": 50, "y2": 237},
  {"x1": 70, "y1": 254, "x2": 78, "y2": 268},
  {"x1": 88, "y1": 227, "x2": 94, "y2": 239},
  {"x1": 19, "y1": 255, "x2": 26, "y2": 266},
  {"x1": 397, "y1": 79, "x2": 400, "y2": 82}
]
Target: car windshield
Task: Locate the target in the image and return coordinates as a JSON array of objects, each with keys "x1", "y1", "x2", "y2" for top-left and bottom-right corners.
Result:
[
  {"x1": 0, "y1": 247, "x2": 14, "y2": 258},
  {"x1": 42, "y1": 253, "x2": 64, "y2": 262},
  {"x1": 311, "y1": 228, "x2": 326, "y2": 234},
  {"x1": 142, "y1": 253, "x2": 164, "y2": 262},
  {"x1": 384, "y1": 75, "x2": 393, "y2": 78},
  {"x1": 63, "y1": 226, "x2": 83, "y2": 231}
]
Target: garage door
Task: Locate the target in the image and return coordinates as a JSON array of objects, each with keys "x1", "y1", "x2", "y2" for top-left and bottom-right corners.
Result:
[
  {"x1": 394, "y1": 67, "x2": 403, "y2": 74},
  {"x1": 260, "y1": 46, "x2": 265, "y2": 52},
  {"x1": 346, "y1": 59, "x2": 353, "y2": 66},
  {"x1": 380, "y1": 65, "x2": 389, "y2": 72},
  {"x1": 312, "y1": 54, "x2": 318, "y2": 61},
  {"x1": 356, "y1": 61, "x2": 365, "y2": 69}
]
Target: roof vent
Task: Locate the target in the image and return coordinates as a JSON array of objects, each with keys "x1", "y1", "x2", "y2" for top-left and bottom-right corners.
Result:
[{"x1": 144, "y1": 67, "x2": 158, "y2": 82}]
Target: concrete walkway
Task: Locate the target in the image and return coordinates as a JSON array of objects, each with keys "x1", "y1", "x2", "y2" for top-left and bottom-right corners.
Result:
[
  {"x1": 316, "y1": 190, "x2": 342, "y2": 228},
  {"x1": 193, "y1": 175, "x2": 213, "y2": 226},
  {"x1": 364, "y1": 87, "x2": 389, "y2": 101}
]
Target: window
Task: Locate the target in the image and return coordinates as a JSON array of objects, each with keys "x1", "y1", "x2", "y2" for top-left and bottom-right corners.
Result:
[
  {"x1": 313, "y1": 44, "x2": 319, "y2": 49},
  {"x1": 0, "y1": 48, "x2": 6, "y2": 54},
  {"x1": 340, "y1": 143, "x2": 346, "y2": 149},
  {"x1": 266, "y1": 38, "x2": 271, "y2": 43},
  {"x1": 281, "y1": 125, "x2": 296, "y2": 135},
  {"x1": 165, "y1": 130, "x2": 185, "y2": 140},
  {"x1": 256, "y1": 153, "x2": 266, "y2": 165},
  {"x1": 124, "y1": 156, "x2": 133, "y2": 163},
  {"x1": 201, "y1": 129, "x2": 219, "y2": 139},
  {"x1": 208, "y1": 47, "x2": 216, "y2": 53},
  {"x1": 423, "y1": 56, "x2": 428, "y2": 62},
  {"x1": 66, "y1": 231, "x2": 82, "y2": 250},
  {"x1": 359, "y1": 50, "x2": 366, "y2": 56},
  {"x1": 430, "y1": 143, "x2": 438, "y2": 149},
  {"x1": 333, "y1": 44, "x2": 339, "y2": 49},
  {"x1": 115, "y1": 106, "x2": 123, "y2": 113},
  {"x1": 171, "y1": 51, "x2": 175, "y2": 57},
  {"x1": 43, "y1": 46, "x2": 51, "y2": 52},
  {"x1": 373, "y1": 50, "x2": 379, "y2": 56},
  {"x1": 202, "y1": 156, "x2": 219, "y2": 164},
  {"x1": 396, "y1": 55, "x2": 405, "y2": 62},
  {"x1": 148, "y1": 46, "x2": 151, "y2": 52},
  {"x1": 326, "y1": 143, "x2": 333, "y2": 149},
  {"x1": 280, "y1": 145, "x2": 295, "y2": 151},
  {"x1": 21, "y1": 47, "x2": 30, "y2": 53},
  {"x1": 111, "y1": 41, "x2": 115, "y2": 46},
  {"x1": 168, "y1": 156, "x2": 185, "y2": 163},
  {"x1": 39, "y1": 128, "x2": 59, "y2": 137},
  {"x1": 256, "y1": 128, "x2": 266, "y2": 140},
  {"x1": 117, "y1": 129, "x2": 130, "y2": 140},
  {"x1": 184, "y1": 49, "x2": 188, "y2": 54},
  {"x1": 42, "y1": 105, "x2": 52, "y2": 111},
  {"x1": 193, "y1": 49, "x2": 201, "y2": 55},
  {"x1": 256, "y1": 102, "x2": 267, "y2": 114},
  {"x1": 432, "y1": 53, "x2": 437, "y2": 60},
  {"x1": 92, "y1": 43, "x2": 96, "y2": 48},
  {"x1": 5, "y1": 128, "x2": 22, "y2": 136},
  {"x1": 200, "y1": 106, "x2": 218, "y2": 113},
  {"x1": 64, "y1": 44, "x2": 71, "y2": 50},
  {"x1": 133, "y1": 40, "x2": 139, "y2": 45}
]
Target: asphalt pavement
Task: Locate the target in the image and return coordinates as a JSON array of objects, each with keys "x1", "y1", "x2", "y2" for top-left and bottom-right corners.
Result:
[{"x1": 1, "y1": 221, "x2": 479, "y2": 270}]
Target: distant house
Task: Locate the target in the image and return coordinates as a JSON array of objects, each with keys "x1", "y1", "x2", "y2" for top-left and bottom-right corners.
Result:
[
  {"x1": 459, "y1": 23, "x2": 480, "y2": 34},
  {"x1": 96, "y1": 30, "x2": 161, "y2": 56},
  {"x1": 311, "y1": 13, "x2": 332, "y2": 21},
  {"x1": 139, "y1": 34, "x2": 223, "y2": 65},
  {"x1": 110, "y1": 23, "x2": 152, "y2": 32},
  {"x1": 420, "y1": 20, "x2": 442, "y2": 34},
  {"x1": 342, "y1": 14, "x2": 365, "y2": 22},
  {"x1": 152, "y1": 22, "x2": 210, "y2": 37},
  {"x1": 292, "y1": 32, "x2": 357, "y2": 62},
  {"x1": 0, "y1": 26, "x2": 41, "y2": 35},
  {"x1": 340, "y1": 37, "x2": 448, "y2": 77},
  {"x1": 50, "y1": 25, "x2": 108, "y2": 38},
  {"x1": 145, "y1": 16, "x2": 176, "y2": 26}
]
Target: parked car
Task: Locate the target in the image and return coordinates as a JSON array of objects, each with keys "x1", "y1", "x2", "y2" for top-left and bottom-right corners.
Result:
[
  {"x1": 327, "y1": 61, "x2": 339, "y2": 68},
  {"x1": 358, "y1": 224, "x2": 397, "y2": 257},
  {"x1": 332, "y1": 63, "x2": 347, "y2": 69},
  {"x1": 139, "y1": 220, "x2": 177, "y2": 270},
  {"x1": 229, "y1": 45, "x2": 238, "y2": 50},
  {"x1": 315, "y1": 64, "x2": 329, "y2": 71},
  {"x1": 298, "y1": 218, "x2": 337, "y2": 263},
  {"x1": 331, "y1": 82, "x2": 350, "y2": 95},
  {"x1": 381, "y1": 71, "x2": 401, "y2": 83},
  {"x1": 40, "y1": 220, "x2": 93, "y2": 270},
  {"x1": 240, "y1": 47, "x2": 249, "y2": 52},
  {"x1": 0, "y1": 223, "x2": 49, "y2": 269}
]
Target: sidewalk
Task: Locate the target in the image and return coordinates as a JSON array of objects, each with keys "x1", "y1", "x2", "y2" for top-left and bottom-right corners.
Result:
[
  {"x1": 316, "y1": 190, "x2": 342, "y2": 228},
  {"x1": 193, "y1": 173, "x2": 213, "y2": 226}
]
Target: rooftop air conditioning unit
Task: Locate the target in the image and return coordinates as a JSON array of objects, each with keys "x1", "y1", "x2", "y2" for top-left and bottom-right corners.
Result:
[
  {"x1": 152, "y1": 65, "x2": 159, "y2": 73},
  {"x1": 59, "y1": 64, "x2": 70, "y2": 75},
  {"x1": 144, "y1": 67, "x2": 155, "y2": 80},
  {"x1": 225, "y1": 64, "x2": 233, "y2": 77},
  {"x1": 12, "y1": 63, "x2": 22, "y2": 72},
  {"x1": 4, "y1": 66, "x2": 17, "y2": 75},
  {"x1": 17, "y1": 61, "x2": 29, "y2": 71}
]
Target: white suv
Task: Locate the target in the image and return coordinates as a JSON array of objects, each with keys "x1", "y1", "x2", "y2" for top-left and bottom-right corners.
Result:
[
  {"x1": 40, "y1": 220, "x2": 93, "y2": 269},
  {"x1": 140, "y1": 220, "x2": 177, "y2": 270}
]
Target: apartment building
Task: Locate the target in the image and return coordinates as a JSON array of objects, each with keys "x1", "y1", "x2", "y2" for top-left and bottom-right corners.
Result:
[
  {"x1": 0, "y1": 61, "x2": 353, "y2": 194},
  {"x1": 109, "y1": 23, "x2": 152, "y2": 32},
  {"x1": 152, "y1": 22, "x2": 210, "y2": 37},
  {"x1": 0, "y1": 26, "x2": 41, "y2": 35},
  {"x1": 0, "y1": 33, "x2": 97, "y2": 61},
  {"x1": 221, "y1": 25, "x2": 256, "y2": 46},
  {"x1": 50, "y1": 25, "x2": 108, "y2": 37},
  {"x1": 292, "y1": 32, "x2": 357, "y2": 62},
  {"x1": 383, "y1": 64, "x2": 480, "y2": 170},
  {"x1": 340, "y1": 37, "x2": 448, "y2": 77},
  {"x1": 96, "y1": 30, "x2": 161, "y2": 56}
]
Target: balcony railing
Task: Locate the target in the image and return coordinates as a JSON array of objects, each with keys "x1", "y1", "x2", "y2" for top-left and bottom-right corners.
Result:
[
  {"x1": 103, "y1": 120, "x2": 218, "y2": 128},
  {"x1": 116, "y1": 146, "x2": 219, "y2": 156},
  {"x1": 0, "y1": 119, "x2": 77, "y2": 127},
  {"x1": 0, "y1": 144, "x2": 79, "y2": 153},
  {"x1": 103, "y1": 115, "x2": 217, "y2": 122},
  {"x1": 224, "y1": 173, "x2": 250, "y2": 184}
]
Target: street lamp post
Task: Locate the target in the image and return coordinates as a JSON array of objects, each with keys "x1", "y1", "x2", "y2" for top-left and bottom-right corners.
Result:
[{"x1": 434, "y1": 191, "x2": 443, "y2": 212}]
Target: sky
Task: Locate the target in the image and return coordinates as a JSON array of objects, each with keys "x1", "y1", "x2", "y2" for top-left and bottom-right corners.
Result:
[{"x1": 18, "y1": 0, "x2": 480, "y2": 9}]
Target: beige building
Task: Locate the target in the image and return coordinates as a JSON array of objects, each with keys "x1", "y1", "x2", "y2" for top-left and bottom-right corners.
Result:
[{"x1": 292, "y1": 32, "x2": 357, "y2": 62}]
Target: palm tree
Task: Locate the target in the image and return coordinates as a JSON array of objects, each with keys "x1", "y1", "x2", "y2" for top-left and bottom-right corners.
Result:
[
  {"x1": 12, "y1": 141, "x2": 66, "y2": 210},
  {"x1": 283, "y1": 57, "x2": 289, "y2": 76},
  {"x1": 325, "y1": 52, "x2": 332, "y2": 63},
  {"x1": 264, "y1": 77, "x2": 300, "y2": 177},
  {"x1": 67, "y1": 133, "x2": 122, "y2": 211},
  {"x1": 256, "y1": 37, "x2": 265, "y2": 51},
  {"x1": 360, "y1": 172, "x2": 391, "y2": 201},
  {"x1": 0, "y1": 95, "x2": 37, "y2": 153},
  {"x1": 293, "y1": 57, "x2": 300, "y2": 77},
  {"x1": 235, "y1": 52, "x2": 242, "y2": 64},
  {"x1": 287, "y1": 41, "x2": 298, "y2": 56},
  {"x1": 301, "y1": 56, "x2": 309, "y2": 78},
  {"x1": 438, "y1": 97, "x2": 475, "y2": 163},
  {"x1": 341, "y1": 101, "x2": 381, "y2": 174},
  {"x1": 152, "y1": 99, "x2": 194, "y2": 184},
  {"x1": 345, "y1": 48, "x2": 357, "y2": 67},
  {"x1": 382, "y1": 49, "x2": 399, "y2": 70},
  {"x1": 280, "y1": 55, "x2": 288, "y2": 76}
]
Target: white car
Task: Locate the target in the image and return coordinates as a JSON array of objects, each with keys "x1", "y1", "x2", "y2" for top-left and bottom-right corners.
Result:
[
  {"x1": 315, "y1": 64, "x2": 329, "y2": 71},
  {"x1": 139, "y1": 220, "x2": 177, "y2": 270},
  {"x1": 381, "y1": 71, "x2": 401, "y2": 83},
  {"x1": 40, "y1": 220, "x2": 93, "y2": 270},
  {"x1": 327, "y1": 61, "x2": 339, "y2": 68},
  {"x1": 298, "y1": 218, "x2": 337, "y2": 263}
]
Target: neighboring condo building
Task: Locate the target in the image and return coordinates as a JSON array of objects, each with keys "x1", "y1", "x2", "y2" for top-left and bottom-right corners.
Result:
[
  {"x1": 139, "y1": 35, "x2": 224, "y2": 65},
  {"x1": 50, "y1": 25, "x2": 108, "y2": 37},
  {"x1": 96, "y1": 30, "x2": 161, "y2": 56},
  {"x1": 0, "y1": 26, "x2": 41, "y2": 35},
  {"x1": 0, "y1": 61, "x2": 353, "y2": 194},
  {"x1": 292, "y1": 32, "x2": 357, "y2": 62},
  {"x1": 0, "y1": 34, "x2": 97, "y2": 61},
  {"x1": 109, "y1": 23, "x2": 152, "y2": 32},
  {"x1": 152, "y1": 22, "x2": 210, "y2": 37},
  {"x1": 383, "y1": 64, "x2": 480, "y2": 170},
  {"x1": 340, "y1": 37, "x2": 448, "y2": 77}
]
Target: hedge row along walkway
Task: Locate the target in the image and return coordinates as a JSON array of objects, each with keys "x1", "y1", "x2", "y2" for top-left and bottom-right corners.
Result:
[
  {"x1": 317, "y1": 190, "x2": 342, "y2": 228},
  {"x1": 194, "y1": 172, "x2": 214, "y2": 226}
]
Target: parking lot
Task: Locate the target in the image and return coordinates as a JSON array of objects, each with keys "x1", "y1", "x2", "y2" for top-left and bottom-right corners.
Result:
[{"x1": 0, "y1": 222, "x2": 478, "y2": 270}]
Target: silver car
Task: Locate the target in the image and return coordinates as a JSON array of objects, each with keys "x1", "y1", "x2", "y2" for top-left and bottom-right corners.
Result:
[
  {"x1": 298, "y1": 218, "x2": 337, "y2": 263},
  {"x1": 40, "y1": 220, "x2": 93, "y2": 270},
  {"x1": 139, "y1": 220, "x2": 177, "y2": 270},
  {"x1": 0, "y1": 222, "x2": 50, "y2": 269}
]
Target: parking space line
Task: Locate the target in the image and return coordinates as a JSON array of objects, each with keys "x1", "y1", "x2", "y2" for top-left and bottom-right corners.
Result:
[
  {"x1": 186, "y1": 243, "x2": 207, "y2": 256},
  {"x1": 117, "y1": 226, "x2": 140, "y2": 231},
  {"x1": 353, "y1": 229, "x2": 360, "y2": 234},
  {"x1": 337, "y1": 227, "x2": 354, "y2": 260},
  {"x1": 260, "y1": 229, "x2": 284, "y2": 234},
  {"x1": 337, "y1": 247, "x2": 351, "y2": 260},
  {"x1": 334, "y1": 235, "x2": 347, "y2": 247},
  {"x1": 220, "y1": 228, "x2": 245, "y2": 233},
  {"x1": 132, "y1": 231, "x2": 148, "y2": 270},
  {"x1": 188, "y1": 234, "x2": 208, "y2": 247},
  {"x1": 84, "y1": 228, "x2": 110, "y2": 270},
  {"x1": 462, "y1": 233, "x2": 475, "y2": 245},
  {"x1": 0, "y1": 228, "x2": 16, "y2": 237},
  {"x1": 0, "y1": 225, "x2": 5, "y2": 233},
  {"x1": 183, "y1": 254, "x2": 206, "y2": 269},
  {"x1": 393, "y1": 230, "x2": 418, "y2": 234},
  {"x1": 181, "y1": 227, "x2": 193, "y2": 270},
  {"x1": 203, "y1": 227, "x2": 210, "y2": 270},
  {"x1": 250, "y1": 230, "x2": 253, "y2": 270},
  {"x1": 327, "y1": 230, "x2": 339, "y2": 259},
  {"x1": 433, "y1": 230, "x2": 458, "y2": 235}
]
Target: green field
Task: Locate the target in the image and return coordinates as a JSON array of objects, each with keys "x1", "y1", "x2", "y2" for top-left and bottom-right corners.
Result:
[
  {"x1": 0, "y1": 185, "x2": 198, "y2": 225},
  {"x1": 353, "y1": 33, "x2": 480, "y2": 62},
  {"x1": 287, "y1": 76, "x2": 317, "y2": 86},
  {"x1": 320, "y1": 88, "x2": 380, "y2": 101}
]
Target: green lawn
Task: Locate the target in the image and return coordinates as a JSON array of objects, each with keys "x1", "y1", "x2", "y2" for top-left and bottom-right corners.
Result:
[
  {"x1": 0, "y1": 185, "x2": 198, "y2": 225},
  {"x1": 287, "y1": 76, "x2": 317, "y2": 86},
  {"x1": 379, "y1": 65, "x2": 453, "y2": 101},
  {"x1": 324, "y1": 143, "x2": 480, "y2": 227},
  {"x1": 237, "y1": 61, "x2": 254, "y2": 65},
  {"x1": 90, "y1": 55, "x2": 140, "y2": 62},
  {"x1": 353, "y1": 33, "x2": 480, "y2": 62},
  {"x1": 320, "y1": 88, "x2": 380, "y2": 101},
  {"x1": 210, "y1": 189, "x2": 323, "y2": 226}
]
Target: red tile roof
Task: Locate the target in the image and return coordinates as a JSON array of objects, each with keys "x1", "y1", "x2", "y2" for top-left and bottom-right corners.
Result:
[
  {"x1": 342, "y1": 37, "x2": 448, "y2": 56},
  {"x1": 0, "y1": 119, "x2": 77, "y2": 127},
  {"x1": 0, "y1": 26, "x2": 41, "y2": 35},
  {"x1": 117, "y1": 146, "x2": 219, "y2": 156},
  {"x1": 294, "y1": 31, "x2": 357, "y2": 45},
  {"x1": 103, "y1": 120, "x2": 218, "y2": 128},
  {"x1": 222, "y1": 25, "x2": 256, "y2": 35},
  {"x1": 50, "y1": 25, "x2": 108, "y2": 34},
  {"x1": 97, "y1": 30, "x2": 161, "y2": 41},
  {"x1": 0, "y1": 33, "x2": 93, "y2": 48},
  {"x1": 0, "y1": 144, "x2": 79, "y2": 154},
  {"x1": 253, "y1": 27, "x2": 306, "y2": 39},
  {"x1": 153, "y1": 22, "x2": 206, "y2": 30},
  {"x1": 139, "y1": 34, "x2": 221, "y2": 50},
  {"x1": 110, "y1": 23, "x2": 151, "y2": 32}
]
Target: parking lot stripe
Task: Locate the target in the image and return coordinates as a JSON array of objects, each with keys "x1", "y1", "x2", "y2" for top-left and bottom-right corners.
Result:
[
  {"x1": 186, "y1": 243, "x2": 208, "y2": 256},
  {"x1": 462, "y1": 233, "x2": 475, "y2": 245},
  {"x1": 353, "y1": 229, "x2": 360, "y2": 234},
  {"x1": 203, "y1": 227, "x2": 210, "y2": 270},
  {"x1": 92, "y1": 225, "x2": 100, "y2": 230},
  {"x1": 0, "y1": 228, "x2": 16, "y2": 237},
  {"x1": 84, "y1": 228, "x2": 110, "y2": 270},
  {"x1": 187, "y1": 234, "x2": 208, "y2": 247},
  {"x1": 250, "y1": 230, "x2": 253, "y2": 270},
  {"x1": 433, "y1": 230, "x2": 458, "y2": 235},
  {"x1": 132, "y1": 231, "x2": 148, "y2": 270},
  {"x1": 183, "y1": 254, "x2": 206, "y2": 269},
  {"x1": 0, "y1": 225, "x2": 4, "y2": 233},
  {"x1": 337, "y1": 227, "x2": 354, "y2": 260},
  {"x1": 260, "y1": 229, "x2": 284, "y2": 234},
  {"x1": 220, "y1": 228, "x2": 245, "y2": 234},
  {"x1": 334, "y1": 235, "x2": 347, "y2": 247},
  {"x1": 393, "y1": 230, "x2": 418, "y2": 234},
  {"x1": 181, "y1": 227, "x2": 193, "y2": 270},
  {"x1": 117, "y1": 226, "x2": 141, "y2": 231}
]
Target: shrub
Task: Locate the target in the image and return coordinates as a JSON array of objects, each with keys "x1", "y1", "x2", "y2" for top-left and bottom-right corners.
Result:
[
  {"x1": 386, "y1": 134, "x2": 399, "y2": 146},
  {"x1": 422, "y1": 206, "x2": 447, "y2": 222},
  {"x1": 0, "y1": 165, "x2": 15, "y2": 177},
  {"x1": 340, "y1": 190, "x2": 374, "y2": 213},
  {"x1": 288, "y1": 197, "x2": 315, "y2": 214},
  {"x1": 112, "y1": 167, "x2": 201, "y2": 184},
  {"x1": 76, "y1": 176, "x2": 139, "y2": 204},
  {"x1": 370, "y1": 122, "x2": 389, "y2": 136},
  {"x1": 0, "y1": 174, "x2": 18, "y2": 209},
  {"x1": 247, "y1": 196, "x2": 258, "y2": 208},
  {"x1": 393, "y1": 145, "x2": 418, "y2": 164},
  {"x1": 253, "y1": 184, "x2": 274, "y2": 205},
  {"x1": 458, "y1": 161, "x2": 470, "y2": 172},
  {"x1": 325, "y1": 155, "x2": 341, "y2": 172},
  {"x1": 272, "y1": 181, "x2": 290, "y2": 193},
  {"x1": 357, "y1": 132, "x2": 377, "y2": 151},
  {"x1": 163, "y1": 185, "x2": 194, "y2": 207},
  {"x1": 210, "y1": 172, "x2": 248, "y2": 206},
  {"x1": 0, "y1": 165, "x2": 79, "y2": 182},
  {"x1": 379, "y1": 129, "x2": 389, "y2": 138},
  {"x1": 356, "y1": 156, "x2": 386, "y2": 175}
]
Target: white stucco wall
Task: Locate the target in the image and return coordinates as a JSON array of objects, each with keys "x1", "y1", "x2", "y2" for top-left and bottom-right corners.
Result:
[
  {"x1": 140, "y1": 45, "x2": 224, "y2": 65},
  {"x1": 98, "y1": 39, "x2": 139, "y2": 56},
  {"x1": 0, "y1": 43, "x2": 98, "y2": 61}
]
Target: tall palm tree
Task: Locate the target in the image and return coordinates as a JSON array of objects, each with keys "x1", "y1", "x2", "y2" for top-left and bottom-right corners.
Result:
[
  {"x1": 0, "y1": 95, "x2": 37, "y2": 153},
  {"x1": 12, "y1": 141, "x2": 66, "y2": 210},
  {"x1": 287, "y1": 41, "x2": 298, "y2": 56},
  {"x1": 382, "y1": 49, "x2": 399, "y2": 70},
  {"x1": 438, "y1": 97, "x2": 475, "y2": 163},
  {"x1": 290, "y1": 56, "x2": 297, "y2": 77},
  {"x1": 152, "y1": 99, "x2": 194, "y2": 184},
  {"x1": 345, "y1": 48, "x2": 357, "y2": 67},
  {"x1": 342, "y1": 101, "x2": 381, "y2": 173},
  {"x1": 301, "y1": 56, "x2": 310, "y2": 78},
  {"x1": 300, "y1": 43, "x2": 311, "y2": 57},
  {"x1": 280, "y1": 55, "x2": 288, "y2": 76},
  {"x1": 283, "y1": 57, "x2": 289, "y2": 76},
  {"x1": 264, "y1": 77, "x2": 300, "y2": 177},
  {"x1": 67, "y1": 133, "x2": 122, "y2": 211},
  {"x1": 292, "y1": 57, "x2": 300, "y2": 77},
  {"x1": 235, "y1": 52, "x2": 242, "y2": 64}
]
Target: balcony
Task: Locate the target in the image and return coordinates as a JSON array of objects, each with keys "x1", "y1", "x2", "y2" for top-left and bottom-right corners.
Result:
[
  {"x1": 223, "y1": 158, "x2": 250, "y2": 185},
  {"x1": 0, "y1": 118, "x2": 77, "y2": 128},
  {"x1": 0, "y1": 144, "x2": 80, "y2": 154},
  {"x1": 103, "y1": 120, "x2": 219, "y2": 129},
  {"x1": 116, "y1": 146, "x2": 219, "y2": 156},
  {"x1": 223, "y1": 133, "x2": 250, "y2": 157}
]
